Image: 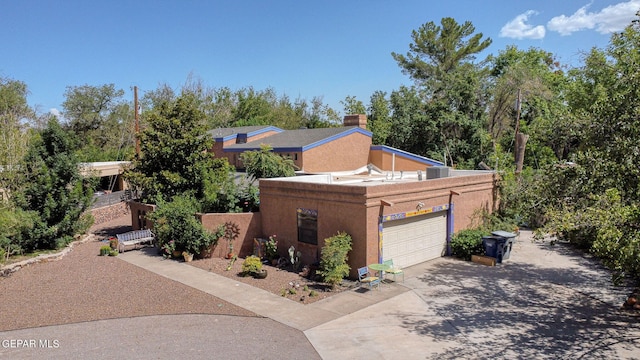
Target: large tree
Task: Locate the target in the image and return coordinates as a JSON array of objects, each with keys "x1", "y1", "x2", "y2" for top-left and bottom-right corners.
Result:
[
  {"x1": 125, "y1": 92, "x2": 217, "y2": 204},
  {"x1": 14, "y1": 118, "x2": 96, "y2": 251},
  {"x1": 534, "y1": 13, "x2": 640, "y2": 282},
  {"x1": 0, "y1": 77, "x2": 35, "y2": 195},
  {"x1": 391, "y1": 18, "x2": 492, "y2": 166},
  {"x1": 392, "y1": 17, "x2": 492, "y2": 92},
  {"x1": 62, "y1": 83, "x2": 133, "y2": 161}
]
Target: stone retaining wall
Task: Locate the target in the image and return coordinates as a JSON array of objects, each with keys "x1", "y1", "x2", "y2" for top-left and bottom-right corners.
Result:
[{"x1": 90, "y1": 201, "x2": 130, "y2": 225}]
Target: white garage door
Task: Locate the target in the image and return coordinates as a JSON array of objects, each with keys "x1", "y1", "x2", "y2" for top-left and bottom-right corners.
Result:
[{"x1": 382, "y1": 211, "x2": 447, "y2": 268}]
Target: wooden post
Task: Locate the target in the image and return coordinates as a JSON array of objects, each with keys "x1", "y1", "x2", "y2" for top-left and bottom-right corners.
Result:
[
  {"x1": 515, "y1": 133, "x2": 529, "y2": 175},
  {"x1": 514, "y1": 88, "x2": 522, "y2": 165}
]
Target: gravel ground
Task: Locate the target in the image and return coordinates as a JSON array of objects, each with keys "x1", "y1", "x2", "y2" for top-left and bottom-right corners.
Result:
[
  {"x1": 0, "y1": 216, "x2": 256, "y2": 332},
  {"x1": 189, "y1": 256, "x2": 358, "y2": 305}
]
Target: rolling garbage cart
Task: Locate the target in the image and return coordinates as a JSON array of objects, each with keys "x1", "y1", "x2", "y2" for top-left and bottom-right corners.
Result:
[{"x1": 482, "y1": 231, "x2": 517, "y2": 264}]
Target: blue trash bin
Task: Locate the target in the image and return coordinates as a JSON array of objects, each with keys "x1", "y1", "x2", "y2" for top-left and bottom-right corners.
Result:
[
  {"x1": 492, "y1": 231, "x2": 517, "y2": 261},
  {"x1": 482, "y1": 236, "x2": 501, "y2": 260}
]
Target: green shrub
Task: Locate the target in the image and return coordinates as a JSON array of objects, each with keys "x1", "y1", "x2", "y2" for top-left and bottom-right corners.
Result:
[
  {"x1": 242, "y1": 255, "x2": 262, "y2": 275},
  {"x1": 99, "y1": 246, "x2": 111, "y2": 256},
  {"x1": 150, "y1": 195, "x2": 223, "y2": 256},
  {"x1": 450, "y1": 229, "x2": 488, "y2": 261},
  {"x1": 318, "y1": 232, "x2": 352, "y2": 288}
]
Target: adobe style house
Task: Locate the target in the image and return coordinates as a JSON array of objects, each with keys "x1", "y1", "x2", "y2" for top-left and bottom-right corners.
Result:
[
  {"x1": 208, "y1": 115, "x2": 442, "y2": 173},
  {"x1": 130, "y1": 115, "x2": 498, "y2": 278},
  {"x1": 259, "y1": 170, "x2": 497, "y2": 278}
]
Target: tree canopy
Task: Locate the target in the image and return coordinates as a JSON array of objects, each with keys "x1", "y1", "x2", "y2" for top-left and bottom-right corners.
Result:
[{"x1": 125, "y1": 92, "x2": 217, "y2": 204}]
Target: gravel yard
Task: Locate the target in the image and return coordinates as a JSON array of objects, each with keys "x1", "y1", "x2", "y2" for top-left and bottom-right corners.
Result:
[
  {"x1": 0, "y1": 217, "x2": 256, "y2": 332},
  {"x1": 189, "y1": 256, "x2": 358, "y2": 305}
]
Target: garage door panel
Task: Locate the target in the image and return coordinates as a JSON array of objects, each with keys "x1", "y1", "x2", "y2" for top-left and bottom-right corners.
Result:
[{"x1": 382, "y1": 211, "x2": 447, "y2": 268}]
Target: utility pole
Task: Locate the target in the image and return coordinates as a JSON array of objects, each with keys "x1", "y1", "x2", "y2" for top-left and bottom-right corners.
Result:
[
  {"x1": 514, "y1": 89, "x2": 528, "y2": 175},
  {"x1": 134, "y1": 86, "x2": 140, "y2": 157},
  {"x1": 514, "y1": 88, "x2": 521, "y2": 164}
]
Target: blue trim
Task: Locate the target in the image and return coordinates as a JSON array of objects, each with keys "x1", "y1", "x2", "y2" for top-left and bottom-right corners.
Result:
[
  {"x1": 216, "y1": 134, "x2": 239, "y2": 142},
  {"x1": 301, "y1": 127, "x2": 372, "y2": 152},
  {"x1": 447, "y1": 203, "x2": 454, "y2": 256},
  {"x1": 213, "y1": 126, "x2": 283, "y2": 142},
  {"x1": 224, "y1": 147, "x2": 303, "y2": 153},
  {"x1": 370, "y1": 145, "x2": 444, "y2": 166}
]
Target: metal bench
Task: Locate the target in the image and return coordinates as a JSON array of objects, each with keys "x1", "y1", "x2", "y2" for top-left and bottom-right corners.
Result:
[{"x1": 116, "y1": 229, "x2": 155, "y2": 253}]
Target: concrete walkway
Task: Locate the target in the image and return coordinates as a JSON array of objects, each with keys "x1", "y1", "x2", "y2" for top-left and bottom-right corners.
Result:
[
  {"x1": 3, "y1": 230, "x2": 640, "y2": 359},
  {"x1": 118, "y1": 230, "x2": 640, "y2": 359},
  {"x1": 119, "y1": 247, "x2": 410, "y2": 331}
]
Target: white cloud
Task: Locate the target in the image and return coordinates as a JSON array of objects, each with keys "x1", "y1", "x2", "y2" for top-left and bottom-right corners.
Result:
[
  {"x1": 547, "y1": 0, "x2": 640, "y2": 36},
  {"x1": 499, "y1": 10, "x2": 546, "y2": 40},
  {"x1": 49, "y1": 108, "x2": 61, "y2": 118}
]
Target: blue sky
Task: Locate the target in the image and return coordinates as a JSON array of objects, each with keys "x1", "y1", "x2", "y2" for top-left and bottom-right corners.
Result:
[{"x1": 2, "y1": 0, "x2": 639, "y2": 118}]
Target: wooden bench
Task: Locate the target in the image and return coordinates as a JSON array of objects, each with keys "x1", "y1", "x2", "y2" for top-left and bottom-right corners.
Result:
[{"x1": 116, "y1": 229, "x2": 155, "y2": 253}]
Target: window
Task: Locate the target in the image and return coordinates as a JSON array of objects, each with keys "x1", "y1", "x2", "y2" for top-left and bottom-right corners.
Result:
[{"x1": 297, "y1": 208, "x2": 318, "y2": 245}]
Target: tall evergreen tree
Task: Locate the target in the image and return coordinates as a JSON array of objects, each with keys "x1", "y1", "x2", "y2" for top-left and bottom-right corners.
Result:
[{"x1": 15, "y1": 118, "x2": 96, "y2": 250}]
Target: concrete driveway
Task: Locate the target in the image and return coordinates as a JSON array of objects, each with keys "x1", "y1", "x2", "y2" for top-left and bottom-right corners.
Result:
[
  {"x1": 3, "y1": 230, "x2": 639, "y2": 359},
  {"x1": 305, "y1": 231, "x2": 640, "y2": 359}
]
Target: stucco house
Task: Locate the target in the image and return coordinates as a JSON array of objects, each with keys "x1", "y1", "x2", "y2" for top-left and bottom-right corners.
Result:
[
  {"x1": 130, "y1": 115, "x2": 498, "y2": 278},
  {"x1": 258, "y1": 169, "x2": 497, "y2": 278},
  {"x1": 208, "y1": 115, "x2": 443, "y2": 173}
]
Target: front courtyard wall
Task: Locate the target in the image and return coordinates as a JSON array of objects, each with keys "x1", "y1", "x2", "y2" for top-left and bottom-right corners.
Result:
[
  {"x1": 129, "y1": 201, "x2": 156, "y2": 230},
  {"x1": 197, "y1": 212, "x2": 262, "y2": 258}
]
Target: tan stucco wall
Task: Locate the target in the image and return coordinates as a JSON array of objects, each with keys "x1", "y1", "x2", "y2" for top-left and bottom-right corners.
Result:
[
  {"x1": 259, "y1": 181, "x2": 369, "y2": 272},
  {"x1": 259, "y1": 172, "x2": 497, "y2": 278},
  {"x1": 301, "y1": 132, "x2": 372, "y2": 172},
  {"x1": 369, "y1": 149, "x2": 438, "y2": 171},
  {"x1": 197, "y1": 212, "x2": 262, "y2": 258},
  {"x1": 129, "y1": 201, "x2": 156, "y2": 230},
  {"x1": 129, "y1": 201, "x2": 262, "y2": 257}
]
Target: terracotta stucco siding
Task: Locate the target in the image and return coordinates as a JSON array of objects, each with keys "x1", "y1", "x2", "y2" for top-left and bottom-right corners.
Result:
[
  {"x1": 369, "y1": 149, "x2": 438, "y2": 171},
  {"x1": 302, "y1": 132, "x2": 371, "y2": 172},
  {"x1": 259, "y1": 180, "x2": 369, "y2": 274},
  {"x1": 197, "y1": 212, "x2": 262, "y2": 258},
  {"x1": 260, "y1": 172, "x2": 497, "y2": 278}
]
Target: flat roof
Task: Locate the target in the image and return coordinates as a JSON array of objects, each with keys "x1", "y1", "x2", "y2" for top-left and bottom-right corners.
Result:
[{"x1": 262, "y1": 169, "x2": 495, "y2": 187}]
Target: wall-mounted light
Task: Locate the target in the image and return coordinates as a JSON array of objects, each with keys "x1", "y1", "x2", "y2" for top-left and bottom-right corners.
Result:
[{"x1": 416, "y1": 202, "x2": 424, "y2": 210}]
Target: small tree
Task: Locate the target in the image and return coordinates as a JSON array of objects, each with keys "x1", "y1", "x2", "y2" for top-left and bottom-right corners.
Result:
[
  {"x1": 240, "y1": 144, "x2": 296, "y2": 182},
  {"x1": 318, "y1": 232, "x2": 352, "y2": 289}
]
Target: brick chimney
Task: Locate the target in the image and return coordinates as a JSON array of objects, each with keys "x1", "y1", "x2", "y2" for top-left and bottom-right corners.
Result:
[{"x1": 343, "y1": 114, "x2": 367, "y2": 129}]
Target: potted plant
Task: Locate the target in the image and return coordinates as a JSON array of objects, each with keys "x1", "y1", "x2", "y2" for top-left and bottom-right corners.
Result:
[
  {"x1": 160, "y1": 240, "x2": 177, "y2": 259},
  {"x1": 242, "y1": 255, "x2": 267, "y2": 279},
  {"x1": 182, "y1": 251, "x2": 194, "y2": 262},
  {"x1": 99, "y1": 245, "x2": 111, "y2": 256},
  {"x1": 108, "y1": 237, "x2": 118, "y2": 250}
]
